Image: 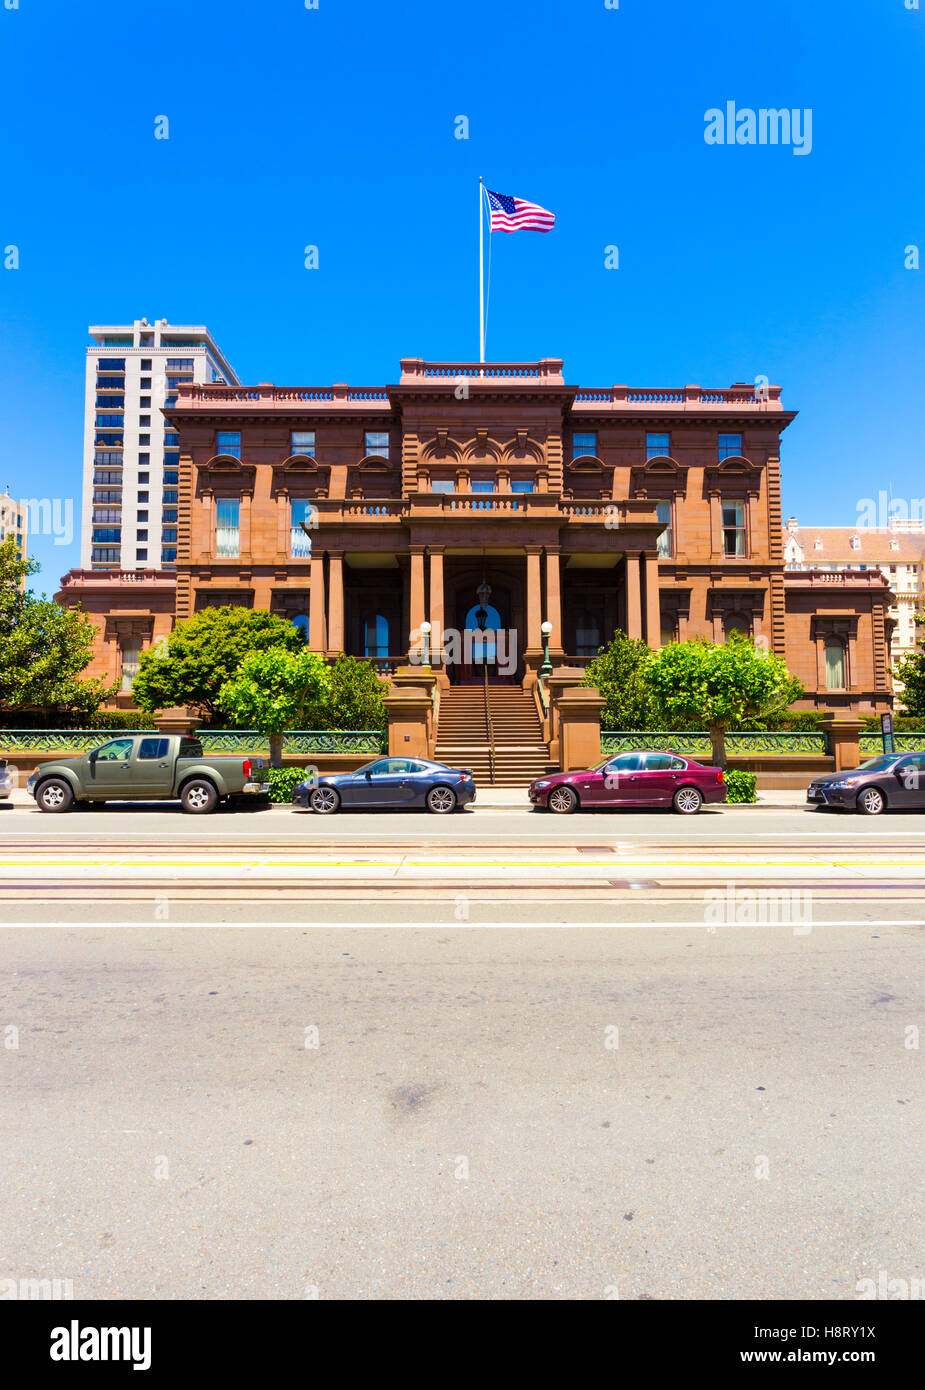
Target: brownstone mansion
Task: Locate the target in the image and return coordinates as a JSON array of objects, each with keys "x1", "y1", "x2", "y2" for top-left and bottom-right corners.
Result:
[{"x1": 59, "y1": 357, "x2": 894, "y2": 729}]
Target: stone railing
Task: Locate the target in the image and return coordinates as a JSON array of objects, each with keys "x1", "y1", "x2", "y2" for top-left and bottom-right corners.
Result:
[
  {"x1": 173, "y1": 383, "x2": 391, "y2": 410},
  {"x1": 572, "y1": 383, "x2": 783, "y2": 410},
  {"x1": 399, "y1": 358, "x2": 564, "y2": 383},
  {"x1": 600, "y1": 731, "x2": 830, "y2": 756}
]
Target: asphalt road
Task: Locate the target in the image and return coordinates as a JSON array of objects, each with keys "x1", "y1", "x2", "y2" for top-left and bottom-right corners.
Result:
[
  {"x1": 4, "y1": 799, "x2": 925, "y2": 841},
  {"x1": 1, "y1": 919, "x2": 922, "y2": 1299}
]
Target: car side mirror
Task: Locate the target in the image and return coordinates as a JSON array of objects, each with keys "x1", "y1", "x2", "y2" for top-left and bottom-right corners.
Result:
[
  {"x1": 365, "y1": 770, "x2": 372, "y2": 779},
  {"x1": 895, "y1": 763, "x2": 913, "y2": 778},
  {"x1": 88, "y1": 750, "x2": 98, "y2": 764}
]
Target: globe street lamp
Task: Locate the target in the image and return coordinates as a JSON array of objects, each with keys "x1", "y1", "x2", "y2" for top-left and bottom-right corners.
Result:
[
  {"x1": 419, "y1": 619, "x2": 431, "y2": 668},
  {"x1": 540, "y1": 619, "x2": 553, "y2": 679}
]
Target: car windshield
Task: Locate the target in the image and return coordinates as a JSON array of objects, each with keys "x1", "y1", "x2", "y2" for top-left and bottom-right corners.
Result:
[{"x1": 856, "y1": 756, "x2": 900, "y2": 771}]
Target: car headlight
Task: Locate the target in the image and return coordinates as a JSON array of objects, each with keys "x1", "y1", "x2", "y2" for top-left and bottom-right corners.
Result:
[
  {"x1": 533, "y1": 780, "x2": 551, "y2": 789},
  {"x1": 836, "y1": 779, "x2": 859, "y2": 787}
]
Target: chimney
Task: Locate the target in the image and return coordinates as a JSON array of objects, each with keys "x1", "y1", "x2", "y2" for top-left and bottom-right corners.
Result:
[{"x1": 785, "y1": 516, "x2": 798, "y2": 532}]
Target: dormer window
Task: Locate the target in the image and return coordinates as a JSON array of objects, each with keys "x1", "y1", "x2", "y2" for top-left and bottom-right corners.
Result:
[
  {"x1": 850, "y1": 535, "x2": 860, "y2": 550},
  {"x1": 814, "y1": 538, "x2": 823, "y2": 550}
]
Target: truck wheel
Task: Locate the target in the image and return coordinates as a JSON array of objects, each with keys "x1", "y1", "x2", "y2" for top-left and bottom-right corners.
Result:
[
  {"x1": 180, "y1": 779, "x2": 219, "y2": 815},
  {"x1": 36, "y1": 778, "x2": 75, "y2": 813}
]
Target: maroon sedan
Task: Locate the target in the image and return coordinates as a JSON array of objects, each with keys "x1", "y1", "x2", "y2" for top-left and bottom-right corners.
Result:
[{"x1": 528, "y1": 750, "x2": 726, "y2": 815}]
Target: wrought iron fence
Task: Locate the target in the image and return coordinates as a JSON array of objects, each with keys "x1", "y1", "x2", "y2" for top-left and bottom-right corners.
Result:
[
  {"x1": 859, "y1": 734, "x2": 925, "y2": 755},
  {"x1": 600, "y1": 731, "x2": 830, "y2": 757},
  {"x1": 0, "y1": 729, "x2": 388, "y2": 757}
]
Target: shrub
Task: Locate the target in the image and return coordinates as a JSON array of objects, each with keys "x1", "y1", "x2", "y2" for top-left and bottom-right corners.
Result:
[
  {"x1": 723, "y1": 769, "x2": 758, "y2": 803},
  {"x1": 266, "y1": 766, "x2": 313, "y2": 803}
]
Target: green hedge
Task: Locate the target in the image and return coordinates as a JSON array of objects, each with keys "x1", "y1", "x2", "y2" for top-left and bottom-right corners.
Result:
[
  {"x1": 723, "y1": 769, "x2": 758, "y2": 803},
  {"x1": 266, "y1": 767, "x2": 313, "y2": 803}
]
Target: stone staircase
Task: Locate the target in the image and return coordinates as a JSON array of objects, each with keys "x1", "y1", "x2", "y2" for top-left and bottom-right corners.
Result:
[{"x1": 435, "y1": 683, "x2": 552, "y2": 787}]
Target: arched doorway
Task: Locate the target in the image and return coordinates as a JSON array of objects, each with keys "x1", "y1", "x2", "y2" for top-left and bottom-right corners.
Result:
[{"x1": 448, "y1": 570, "x2": 521, "y2": 683}]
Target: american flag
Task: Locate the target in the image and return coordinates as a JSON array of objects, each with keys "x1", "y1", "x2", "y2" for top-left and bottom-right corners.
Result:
[{"x1": 485, "y1": 188, "x2": 555, "y2": 234}]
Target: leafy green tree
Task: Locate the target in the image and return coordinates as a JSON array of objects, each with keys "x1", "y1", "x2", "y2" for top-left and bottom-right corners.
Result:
[
  {"x1": 581, "y1": 630, "x2": 658, "y2": 730},
  {"x1": 0, "y1": 536, "x2": 116, "y2": 717},
  {"x1": 217, "y1": 645, "x2": 330, "y2": 765},
  {"x1": 895, "y1": 647, "x2": 925, "y2": 717},
  {"x1": 132, "y1": 606, "x2": 307, "y2": 720},
  {"x1": 304, "y1": 654, "x2": 388, "y2": 731},
  {"x1": 646, "y1": 632, "x2": 803, "y2": 767}
]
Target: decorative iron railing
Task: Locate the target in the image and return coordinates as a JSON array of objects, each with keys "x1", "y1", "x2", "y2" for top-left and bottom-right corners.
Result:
[
  {"x1": 0, "y1": 729, "x2": 387, "y2": 757},
  {"x1": 859, "y1": 734, "x2": 925, "y2": 754},
  {"x1": 600, "y1": 731, "x2": 830, "y2": 757}
]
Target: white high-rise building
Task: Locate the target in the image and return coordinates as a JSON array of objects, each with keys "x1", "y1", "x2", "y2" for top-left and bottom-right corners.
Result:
[{"x1": 81, "y1": 318, "x2": 238, "y2": 570}]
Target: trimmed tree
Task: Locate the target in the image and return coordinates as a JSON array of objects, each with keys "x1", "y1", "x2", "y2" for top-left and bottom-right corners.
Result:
[
  {"x1": 132, "y1": 606, "x2": 307, "y2": 721},
  {"x1": 216, "y1": 645, "x2": 330, "y2": 766},
  {"x1": 304, "y1": 654, "x2": 388, "y2": 731},
  {"x1": 646, "y1": 632, "x2": 803, "y2": 768},
  {"x1": 895, "y1": 645, "x2": 925, "y2": 717},
  {"x1": 581, "y1": 630, "x2": 658, "y2": 731},
  {"x1": 0, "y1": 536, "x2": 116, "y2": 717}
]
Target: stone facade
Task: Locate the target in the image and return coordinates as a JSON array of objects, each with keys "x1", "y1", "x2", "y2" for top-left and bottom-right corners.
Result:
[{"x1": 58, "y1": 356, "x2": 895, "y2": 718}]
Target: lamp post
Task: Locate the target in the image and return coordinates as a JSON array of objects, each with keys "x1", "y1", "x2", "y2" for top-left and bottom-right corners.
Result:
[
  {"x1": 540, "y1": 619, "x2": 553, "y2": 679},
  {"x1": 419, "y1": 620, "x2": 431, "y2": 669}
]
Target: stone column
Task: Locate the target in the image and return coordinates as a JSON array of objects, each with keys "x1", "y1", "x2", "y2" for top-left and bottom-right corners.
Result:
[
  {"x1": 624, "y1": 553, "x2": 643, "y2": 640},
  {"x1": 525, "y1": 547, "x2": 543, "y2": 653},
  {"x1": 409, "y1": 547, "x2": 426, "y2": 651},
  {"x1": 309, "y1": 550, "x2": 327, "y2": 652},
  {"x1": 823, "y1": 718, "x2": 864, "y2": 772},
  {"x1": 428, "y1": 548, "x2": 445, "y2": 673},
  {"x1": 644, "y1": 552, "x2": 661, "y2": 649},
  {"x1": 327, "y1": 550, "x2": 344, "y2": 654},
  {"x1": 240, "y1": 491, "x2": 252, "y2": 562},
  {"x1": 544, "y1": 547, "x2": 562, "y2": 654}
]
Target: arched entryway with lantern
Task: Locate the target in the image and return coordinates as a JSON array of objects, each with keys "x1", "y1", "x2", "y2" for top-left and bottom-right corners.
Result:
[{"x1": 445, "y1": 561, "x2": 525, "y2": 683}]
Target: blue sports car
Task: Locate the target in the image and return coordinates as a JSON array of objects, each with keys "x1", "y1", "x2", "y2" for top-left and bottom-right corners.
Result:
[{"x1": 293, "y1": 756, "x2": 477, "y2": 814}]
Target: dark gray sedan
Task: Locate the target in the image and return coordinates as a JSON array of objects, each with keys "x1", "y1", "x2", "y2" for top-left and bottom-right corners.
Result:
[
  {"x1": 807, "y1": 753, "x2": 925, "y2": 815},
  {"x1": 293, "y1": 756, "x2": 476, "y2": 814}
]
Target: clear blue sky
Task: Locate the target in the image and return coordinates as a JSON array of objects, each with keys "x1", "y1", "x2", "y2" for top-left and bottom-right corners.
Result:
[{"x1": 1, "y1": 0, "x2": 922, "y2": 585}]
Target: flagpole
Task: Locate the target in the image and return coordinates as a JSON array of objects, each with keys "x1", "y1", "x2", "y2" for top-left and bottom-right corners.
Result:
[{"x1": 478, "y1": 176, "x2": 485, "y2": 364}]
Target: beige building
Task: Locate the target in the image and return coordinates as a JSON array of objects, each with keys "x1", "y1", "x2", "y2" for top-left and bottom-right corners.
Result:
[
  {"x1": 784, "y1": 519, "x2": 923, "y2": 699},
  {"x1": 0, "y1": 491, "x2": 28, "y2": 580}
]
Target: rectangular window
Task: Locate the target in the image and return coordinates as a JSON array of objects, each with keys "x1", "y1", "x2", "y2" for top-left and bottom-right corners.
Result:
[
  {"x1": 647, "y1": 432, "x2": 670, "y2": 460},
  {"x1": 364, "y1": 431, "x2": 389, "y2": 458},
  {"x1": 656, "y1": 500, "x2": 673, "y2": 557},
  {"x1": 138, "y1": 472, "x2": 150, "y2": 484},
  {"x1": 139, "y1": 434, "x2": 150, "y2": 445},
  {"x1": 92, "y1": 527, "x2": 121, "y2": 543},
  {"x1": 162, "y1": 547, "x2": 177, "y2": 564},
  {"x1": 217, "y1": 431, "x2": 241, "y2": 458},
  {"x1": 120, "y1": 642, "x2": 141, "y2": 692},
  {"x1": 137, "y1": 510, "x2": 148, "y2": 522},
  {"x1": 97, "y1": 358, "x2": 125, "y2": 370},
  {"x1": 290, "y1": 431, "x2": 316, "y2": 457},
  {"x1": 511, "y1": 480, "x2": 535, "y2": 493},
  {"x1": 139, "y1": 415, "x2": 151, "y2": 426},
  {"x1": 92, "y1": 547, "x2": 120, "y2": 564},
  {"x1": 138, "y1": 492, "x2": 149, "y2": 503},
  {"x1": 96, "y1": 415, "x2": 124, "y2": 427},
  {"x1": 718, "y1": 433, "x2": 742, "y2": 460},
  {"x1": 140, "y1": 359, "x2": 152, "y2": 370},
  {"x1": 162, "y1": 489, "x2": 178, "y2": 504},
  {"x1": 215, "y1": 497, "x2": 240, "y2": 557},
  {"x1": 430, "y1": 480, "x2": 455, "y2": 493},
  {"x1": 138, "y1": 737, "x2": 169, "y2": 760},
  {"x1": 722, "y1": 500, "x2": 746, "y2": 557},
  {"x1": 163, "y1": 469, "x2": 179, "y2": 485},
  {"x1": 136, "y1": 549, "x2": 147, "y2": 561},
  {"x1": 573, "y1": 432, "x2": 597, "y2": 458},
  {"x1": 290, "y1": 499, "x2": 314, "y2": 557},
  {"x1": 96, "y1": 395, "x2": 125, "y2": 409},
  {"x1": 162, "y1": 528, "x2": 178, "y2": 544},
  {"x1": 161, "y1": 508, "x2": 177, "y2": 523},
  {"x1": 471, "y1": 480, "x2": 495, "y2": 510},
  {"x1": 137, "y1": 530, "x2": 148, "y2": 541},
  {"x1": 94, "y1": 471, "x2": 123, "y2": 486},
  {"x1": 166, "y1": 359, "x2": 194, "y2": 370}
]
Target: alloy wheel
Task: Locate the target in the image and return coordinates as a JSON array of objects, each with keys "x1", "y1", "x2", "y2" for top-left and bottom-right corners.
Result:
[
  {"x1": 859, "y1": 787, "x2": 885, "y2": 816},
  {"x1": 674, "y1": 787, "x2": 702, "y2": 815},
  {"x1": 311, "y1": 787, "x2": 339, "y2": 814},
  {"x1": 427, "y1": 786, "x2": 456, "y2": 814},
  {"x1": 548, "y1": 786, "x2": 577, "y2": 814}
]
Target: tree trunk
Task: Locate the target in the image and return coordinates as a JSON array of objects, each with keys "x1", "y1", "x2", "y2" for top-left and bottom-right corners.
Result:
[
  {"x1": 709, "y1": 724, "x2": 727, "y2": 769},
  {"x1": 269, "y1": 732, "x2": 284, "y2": 768}
]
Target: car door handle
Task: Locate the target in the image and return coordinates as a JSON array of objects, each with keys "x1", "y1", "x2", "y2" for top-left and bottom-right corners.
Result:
[{"x1": 158, "y1": 763, "x2": 169, "y2": 768}]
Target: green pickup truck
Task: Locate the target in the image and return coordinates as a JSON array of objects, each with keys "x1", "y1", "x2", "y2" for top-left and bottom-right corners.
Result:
[{"x1": 26, "y1": 734, "x2": 269, "y2": 814}]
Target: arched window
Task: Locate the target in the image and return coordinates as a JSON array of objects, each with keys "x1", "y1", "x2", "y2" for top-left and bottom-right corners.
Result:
[
  {"x1": 825, "y1": 636, "x2": 846, "y2": 690},
  {"x1": 463, "y1": 603, "x2": 501, "y2": 664},
  {"x1": 575, "y1": 611, "x2": 601, "y2": 658},
  {"x1": 364, "y1": 614, "x2": 389, "y2": 659},
  {"x1": 292, "y1": 614, "x2": 310, "y2": 643},
  {"x1": 724, "y1": 612, "x2": 751, "y2": 640}
]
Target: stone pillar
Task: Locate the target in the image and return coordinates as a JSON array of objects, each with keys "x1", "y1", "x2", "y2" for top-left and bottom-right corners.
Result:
[
  {"x1": 557, "y1": 686, "x2": 606, "y2": 771},
  {"x1": 384, "y1": 667, "x2": 438, "y2": 759},
  {"x1": 544, "y1": 547, "x2": 563, "y2": 655},
  {"x1": 625, "y1": 553, "x2": 643, "y2": 639},
  {"x1": 546, "y1": 666, "x2": 589, "y2": 766},
  {"x1": 409, "y1": 548, "x2": 426, "y2": 647},
  {"x1": 822, "y1": 717, "x2": 864, "y2": 772},
  {"x1": 525, "y1": 547, "x2": 543, "y2": 653},
  {"x1": 309, "y1": 551, "x2": 327, "y2": 652},
  {"x1": 327, "y1": 550, "x2": 344, "y2": 654},
  {"x1": 428, "y1": 547, "x2": 444, "y2": 653},
  {"x1": 644, "y1": 552, "x2": 661, "y2": 649},
  {"x1": 240, "y1": 491, "x2": 252, "y2": 561}
]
